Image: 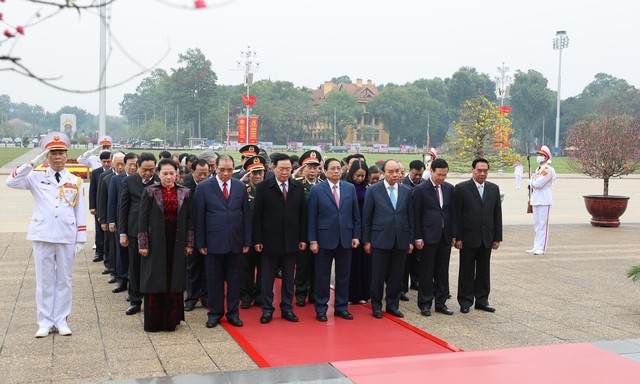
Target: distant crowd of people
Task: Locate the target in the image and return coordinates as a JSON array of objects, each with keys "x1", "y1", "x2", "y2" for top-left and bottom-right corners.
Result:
[{"x1": 7, "y1": 133, "x2": 557, "y2": 337}]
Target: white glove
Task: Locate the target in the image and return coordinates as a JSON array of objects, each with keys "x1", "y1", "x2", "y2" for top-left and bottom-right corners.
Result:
[
  {"x1": 75, "y1": 243, "x2": 85, "y2": 254},
  {"x1": 91, "y1": 145, "x2": 102, "y2": 155},
  {"x1": 30, "y1": 150, "x2": 49, "y2": 167}
]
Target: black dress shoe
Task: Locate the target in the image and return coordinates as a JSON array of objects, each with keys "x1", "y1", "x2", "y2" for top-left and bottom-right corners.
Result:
[
  {"x1": 260, "y1": 313, "x2": 272, "y2": 324},
  {"x1": 399, "y1": 292, "x2": 410, "y2": 301},
  {"x1": 475, "y1": 304, "x2": 496, "y2": 313},
  {"x1": 295, "y1": 298, "x2": 306, "y2": 307},
  {"x1": 275, "y1": 269, "x2": 282, "y2": 279},
  {"x1": 435, "y1": 306, "x2": 454, "y2": 315},
  {"x1": 93, "y1": 255, "x2": 104, "y2": 262},
  {"x1": 101, "y1": 268, "x2": 111, "y2": 275},
  {"x1": 316, "y1": 313, "x2": 328, "y2": 322},
  {"x1": 108, "y1": 276, "x2": 117, "y2": 284},
  {"x1": 420, "y1": 308, "x2": 432, "y2": 317},
  {"x1": 184, "y1": 303, "x2": 196, "y2": 312},
  {"x1": 386, "y1": 309, "x2": 405, "y2": 318},
  {"x1": 460, "y1": 307, "x2": 470, "y2": 313},
  {"x1": 334, "y1": 310, "x2": 354, "y2": 320},
  {"x1": 125, "y1": 295, "x2": 131, "y2": 302},
  {"x1": 227, "y1": 317, "x2": 243, "y2": 327},
  {"x1": 125, "y1": 305, "x2": 140, "y2": 315},
  {"x1": 282, "y1": 312, "x2": 299, "y2": 322},
  {"x1": 206, "y1": 316, "x2": 220, "y2": 328},
  {"x1": 372, "y1": 310, "x2": 383, "y2": 319},
  {"x1": 240, "y1": 301, "x2": 252, "y2": 309},
  {"x1": 112, "y1": 283, "x2": 127, "y2": 293}
]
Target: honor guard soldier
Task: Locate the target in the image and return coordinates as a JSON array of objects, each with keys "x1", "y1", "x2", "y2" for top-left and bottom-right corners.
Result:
[
  {"x1": 527, "y1": 145, "x2": 556, "y2": 255},
  {"x1": 233, "y1": 144, "x2": 260, "y2": 179},
  {"x1": 240, "y1": 155, "x2": 267, "y2": 309},
  {"x1": 294, "y1": 149, "x2": 322, "y2": 306},
  {"x1": 78, "y1": 135, "x2": 113, "y2": 170},
  {"x1": 6, "y1": 132, "x2": 87, "y2": 338}
]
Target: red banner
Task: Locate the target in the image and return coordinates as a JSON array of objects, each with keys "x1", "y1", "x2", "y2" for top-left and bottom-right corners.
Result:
[
  {"x1": 238, "y1": 116, "x2": 247, "y2": 144},
  {"x1": 249, "y1": 116, "x2": 259, "y2": 144}
]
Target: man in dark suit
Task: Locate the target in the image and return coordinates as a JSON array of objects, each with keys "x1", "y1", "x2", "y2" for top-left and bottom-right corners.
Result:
[
  {"x1": 308, "y1": 158, "x2": 361, "y2": 322},
  {"x1": 89, "y1": 151, "x2": 111, "y2": 262},
  {"x1": 401, "y1": 159, "x2": 425, "y2": 300},
  {"x1": 195, "y1": 155, "x2": 251, "y2": 329},
  {"x1": 98, "y1": 153, "x2": 123, "y2": 281},
  {"x1": 118, "y1": 153, "x2": 158, "y2": 315},
  {"x1": 182, "y1": 159, "x2": 211, "y2": 312},
  {"x1": 253, "y1": 153, "x2": 307, "y2": 324},
  {"x1": 362, "y1": 159, "x2": 414, "y2": 319},
  {"x1": 108, "y1": 152, "x2": 138, "y2": 294},
  {"x1": 414, "y1": 158, "x2": 457, "y2": 317},
  {"x1": 453, "y1": 158, "x2": 503, "y2": 314}
]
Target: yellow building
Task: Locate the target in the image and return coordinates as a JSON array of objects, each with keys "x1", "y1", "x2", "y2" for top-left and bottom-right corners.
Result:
[{"x1": 307, "y1": 79, "x2": 389, "y2": 146}]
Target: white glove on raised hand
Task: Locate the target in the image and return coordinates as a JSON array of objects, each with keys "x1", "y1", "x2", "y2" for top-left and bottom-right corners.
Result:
[
  {"x1": 30, "y1": 150, "x2": 49, "y2": 167},
  {"x1": 75, "y1": 243, "x2": 85, "y2": 254},
  {"x1": 91, "y1": 145, "x2": 102, "y2": 155}
]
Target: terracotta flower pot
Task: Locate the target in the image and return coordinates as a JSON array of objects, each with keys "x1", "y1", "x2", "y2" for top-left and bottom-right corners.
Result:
[{"x1": 582, "y1": 195, "x2": 630, "y2": 227}]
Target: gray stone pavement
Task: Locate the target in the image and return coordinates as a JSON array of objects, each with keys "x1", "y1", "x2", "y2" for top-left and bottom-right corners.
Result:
[{"x1": 1, "y1": 153, "x2": 640, "y2": 383}]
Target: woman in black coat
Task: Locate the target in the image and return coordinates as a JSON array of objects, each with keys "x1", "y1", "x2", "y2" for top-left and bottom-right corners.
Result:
[{"x1": 138, "y1": 159, "x2": 195, "y2": 332}]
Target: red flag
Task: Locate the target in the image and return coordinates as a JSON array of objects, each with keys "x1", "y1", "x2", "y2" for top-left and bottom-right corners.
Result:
[{"x1": 249, "y1": 116, "x2": 259, "y2": 144}]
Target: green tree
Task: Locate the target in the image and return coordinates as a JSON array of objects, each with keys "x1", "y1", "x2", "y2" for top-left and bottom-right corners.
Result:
[
  {"x1": 446, "y1": 67, "x2": 496, "y2": 109},
  {"x1": 317, "y1": 90, "x2": 362, "y2": 145},
  {"x1": 331, "y1": 75, "x2": 352, "y2": 84},
  {"x1": 509, "y1": 70, "x2": 555, "y2": 152},
  {"x1": 446, "y1": 96, "x2": 519, "y2": 166}
]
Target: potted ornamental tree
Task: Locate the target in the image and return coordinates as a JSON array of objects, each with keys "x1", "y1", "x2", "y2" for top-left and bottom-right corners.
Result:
[{"x1": 565, "y1": 113, "x2": 640, "y2": 227}]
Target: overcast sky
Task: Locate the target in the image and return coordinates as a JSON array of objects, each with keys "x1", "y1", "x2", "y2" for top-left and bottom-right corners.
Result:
[{"x1": 3, "y1": 0, "x2": 639, "y2": 117}]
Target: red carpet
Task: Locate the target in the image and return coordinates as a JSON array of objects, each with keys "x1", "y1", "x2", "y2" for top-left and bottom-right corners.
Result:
[
  {"x1": 221, "y1": 283, "x2": 459, "y2": 367},
  {"x1": 332, "y1": 343, "x2": 640, "y2": 383}
]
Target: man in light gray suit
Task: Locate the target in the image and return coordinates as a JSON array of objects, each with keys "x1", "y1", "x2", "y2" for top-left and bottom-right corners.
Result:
[{"x1": 362, "y1": 159, "x2": 414, "y2": 319}]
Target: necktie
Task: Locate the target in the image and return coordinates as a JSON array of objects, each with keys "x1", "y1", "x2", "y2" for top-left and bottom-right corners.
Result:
[
  {"x1": 478, "y1": 184, "x2": 484, "y2": 199},
  {"x1": 55, "y1": 172, "x2": 61, "y2": 183},
  {"x1": 281, "y1": 183, "x2": 287, "y2": 201},
  {"x1": 434, "y1": 185, "x2": 442, "y2": 207},
  {"x1": 333, "y1": 184, "x2": 340, "y2": 208},
  {"x1": 222, "y1": 182, "x2": 229, "y2": 201},
  {"x1": 389, "y1": 186, "x2": 396, "y2": 209}
]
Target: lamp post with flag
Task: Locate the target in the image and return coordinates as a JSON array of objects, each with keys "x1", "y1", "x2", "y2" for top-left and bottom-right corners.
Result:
[{"x1": 237, "y1": 46, "x2": 259, "y2": 144}]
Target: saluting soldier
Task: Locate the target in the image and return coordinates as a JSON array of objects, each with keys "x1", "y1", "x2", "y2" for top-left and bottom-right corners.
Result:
[
  {"x1": 240, "y1": 155, "x2": 267, "y2": 309},
  {"x1": 78, "y1": 135, "x2": 113, "y2": 170},
  {"x1": 294, "y1": 150, "x2": 322, "y2": 306},
  {"x1": 233, "y1": 144, "x2": 260, "y2": 179},
  {"x1": 6, "y1": 132, "x2": 87, "y2": 338}
]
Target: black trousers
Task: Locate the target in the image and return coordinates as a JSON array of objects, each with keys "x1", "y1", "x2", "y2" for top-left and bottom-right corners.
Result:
[
  {"x1": 457, "y1": 246, "x2": 492, "y2": 309},
  {"x1": 116, "y1": 243, "x2": 129, "y2": 285},
  {"x1": 240, "y1": 248, "x2": 262, "y2": 306},
  {"x1": 418, "y1": 236, "x2": 452, "y2": 309},
  {"x1": 402, "y1": 249, "x2": 420, "y2": 292},
  {"x1": 185, "y1": 252, "x2": 208, "y2": 306},
  {"x1": 371, "y1": 247, "x2": 406, "y2": 312},
  {"x1": 261, "y1": 252, "x2": 296, "y2": 315},
  {"x1": 94, "y1": 216, "x2": 104, "y2": 256},
  {"x1": 205, "y1": 252, "x2": 241, "y2": 320},
  {"x1": 314, "y1": 246, "x2": 351, "y2": 314},
  {"x1": 104, "y1": 230, "x2": 116, "y2": 272},
  {"x1": 126, "y1": 236, "x2": 143, "y2": 306}
]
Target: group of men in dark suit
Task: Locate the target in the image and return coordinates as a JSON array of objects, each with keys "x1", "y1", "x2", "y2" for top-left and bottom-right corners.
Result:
[{"x1": 86, "y1": 144, "x2": 503, "y2": 329}]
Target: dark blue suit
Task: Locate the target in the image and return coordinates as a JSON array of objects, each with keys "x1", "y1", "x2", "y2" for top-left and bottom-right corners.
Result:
[
  {"x1": 362, "y1": 181, "x2": 414, "y2": 313},
  {"x1": 108, "y1": 172, "x2": 128, "y2": 285},
  {"x1": 90, "y1": 166, "x2": 107, "y2": 257},
  {"x1": 413, "y1": 179, "x2": 457, "y2": 310},
  {"x1": 308, "y1": 180, "x2": 361, "y2": 314},
  {"x1": 195, "y1": 177, "x2": 251, "y2": 322}
]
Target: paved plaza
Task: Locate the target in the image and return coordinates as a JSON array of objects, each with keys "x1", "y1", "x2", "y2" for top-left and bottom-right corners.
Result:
[{"x1": 0, "y1": 150, "x2": 639, "y2": 383}]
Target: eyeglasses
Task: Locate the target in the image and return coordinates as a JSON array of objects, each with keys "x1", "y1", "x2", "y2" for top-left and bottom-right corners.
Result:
[{"x1": 327, "y1": 166, "x2": 342, "y2": 171}]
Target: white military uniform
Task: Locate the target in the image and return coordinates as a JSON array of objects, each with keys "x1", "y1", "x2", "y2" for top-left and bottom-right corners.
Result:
[
  {"x1": 6, "y1": 164, "x2": 87, "y2": 329},
  {"x1": 77, "y1": 149, "x2": 102, "y2": 170},
  {"x1": 530, "y1": 162, "x2": 556, "y2": 252},
  {"x1": 514, "y1": 163, "x2": 523, "y2": 189}
]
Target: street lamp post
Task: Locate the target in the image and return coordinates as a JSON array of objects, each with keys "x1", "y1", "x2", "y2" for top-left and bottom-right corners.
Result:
[
  {"x1": 495, "y1": 61, "x2": 512, "y2": 107},
  {"x1": 553, "y1": 30, "x2": 569, "y2": 152},
  {"x1": 237, "y1": 46, "x2": 259, "y2": 144}
]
